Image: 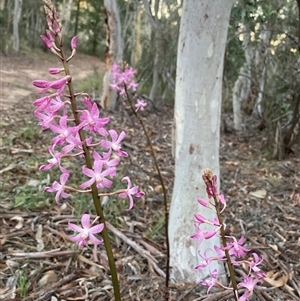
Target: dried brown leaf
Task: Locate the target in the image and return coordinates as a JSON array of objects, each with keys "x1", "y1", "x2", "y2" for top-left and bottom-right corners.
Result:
[
  {"x1": 10, "y1": 216, "x2": 24, "y2": 229},
  {"x1": 264, "y1": 270, "x2": 289, "y2": 287},
  {"x1": 249, "y1": 189, "x2": 267, "y2": 199},
  {"x1": 38, "y1": 270, "x2": 58, "y2": 287}
]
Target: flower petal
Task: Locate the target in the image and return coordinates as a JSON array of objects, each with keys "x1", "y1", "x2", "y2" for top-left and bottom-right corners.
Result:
[
  {"x1": 81, "y1": 214, "x2": 91, "y2": 229},
  {"x1": 80, "y1": 177, "x2": 95, "y2": 190},
  {"x1": 89, "y1": 223, "x2": 104, "y2": 234},
  {"x1": 88, "y1": 233, "x2": 103, "y2": 245},
  {"x1": 68, "y1": 222, "x2": 83, "y2": 232}
]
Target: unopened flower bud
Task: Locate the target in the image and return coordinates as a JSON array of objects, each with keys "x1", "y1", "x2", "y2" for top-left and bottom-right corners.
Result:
[
  {"x1": 40, "y1": 35, "x2": 53, "y2": 49},
  {"x1": 204, "y1": 229, "x2": 217, "y2": 239},
  {"x1": 49, "y1": 68, "x2": 63, "y2": 75},
  {"x1": 46, "y1": 16, "x2": 53, "y2": 29},
  {"x1": 52, "y1": 20, "x2": 61, "y2": 34},
  {"x1": 71, "y1": 36, "x2": 78, "y2": 50},
  {"x1": 195, "y1": 213, "x2": 206, "y2": 224},
  {"x1": 46, "y1": 29, "x2": 55, "y2": 42},
  {"x1": 197, "y1": 197, "x2": 209, "y2": 207}
]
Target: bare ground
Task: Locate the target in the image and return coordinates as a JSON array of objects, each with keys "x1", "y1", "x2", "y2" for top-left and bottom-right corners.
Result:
[
  {"x1": 0, "y1": 51, "x2": 104, "y2": 112},
  {"x1": 0, "y1": 52, "x2": 300, "y2": 301}
]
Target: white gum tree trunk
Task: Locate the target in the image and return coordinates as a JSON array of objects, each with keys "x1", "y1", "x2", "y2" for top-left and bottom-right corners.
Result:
[
  {"x1": 101, "y1": 0, "x2": 123, "y2": 110},
  {"x1": 169, "y1": 0, "x2": 234, "y2": 283}
]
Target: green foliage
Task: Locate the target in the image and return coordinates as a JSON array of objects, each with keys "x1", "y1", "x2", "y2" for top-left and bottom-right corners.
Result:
[
  {"x1": 14, "y1": 186, "x2": 47, "y2": 209},
  {"x1": 18, "y1": 266, "x2": 29, "y2": 300},
  {"x1": 77, "y1": 70, "x2": 104, "y2": 97},
  {"x1": 119, "y1": 0, "x2": 180, "y2": 101},
  {"x1": 0, "y1": 0, "x2": 106, "y2": 55},
  {"x1": 73, "y1": 0, "x2": 106, "y2": 56},
  {"x1": 73, "y1": 191, "x2": 92, "y2": 217},
  {"x1": 146, "y1": 210, "x2": 165, "y2": 239},
  {"x1": 19, "y1": 122, "x2": 40, "y2": 142},
  {"x1": 226, "y1": 0, "x2": 299, "y2": 157}
]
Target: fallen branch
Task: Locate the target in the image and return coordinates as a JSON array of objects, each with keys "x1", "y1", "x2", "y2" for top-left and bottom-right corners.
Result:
[
  {"x1": 10, "y1": 249, "x2": 76, "y2": 258},
  {"x1": 106, "y1": 222, "x2": 166, "y2": 278}
]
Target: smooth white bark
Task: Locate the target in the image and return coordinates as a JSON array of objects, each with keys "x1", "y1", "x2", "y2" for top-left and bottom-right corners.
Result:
[{"x1": 169, "y1": 0, "x2": 234, "y2": 283}]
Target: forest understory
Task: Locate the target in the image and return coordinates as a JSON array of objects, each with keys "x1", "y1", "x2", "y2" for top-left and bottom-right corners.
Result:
[{"x1": 0, "y1": 52, "x2": 299, "y2": 301}]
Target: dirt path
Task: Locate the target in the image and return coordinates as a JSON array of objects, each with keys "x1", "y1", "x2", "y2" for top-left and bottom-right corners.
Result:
[{"x1": 0, "y1": 51, "x2": 105, "y2": 112}]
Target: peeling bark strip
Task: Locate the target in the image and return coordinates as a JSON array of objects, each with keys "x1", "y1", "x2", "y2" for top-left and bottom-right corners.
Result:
[{"x1": 101, "y1": 0, "x2": 123, "y2": 110}]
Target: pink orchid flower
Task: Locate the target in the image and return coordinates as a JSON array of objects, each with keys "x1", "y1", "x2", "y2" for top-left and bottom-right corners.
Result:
[
  {"x1": 93, "y1": 150, "x2": 120, "y2": 169},
  {"x1": 80, "y1": 161, "x2": 116, "y2": 190},
  {"x1": 68, "y1": 214, "x2": 104, "y2": 247},
  {"x1": 118, "y1": 176, "x2": 145, "y2": 210},
  {"x1": 45, "y1": 172, "x2": 70, "y2": 205},
  {"x1": 135, "y1": 98, "x2": 147, "y2": 111},
  {"x1": 49, "y1": 116, "x2": 81, "y2": 146},
  {"x1": 199, "y1": 269, "x2": 219, "y2": 294},
  {"x1": 238, "y1": 276, "x2": 261, "y2": 295},
  {"x1": 100, "y1": 129, "x2": 128, "y2": 157},
  {"x1": 78, "y1": 102, "x2": 110, "y2": 136},
  {"x1": 40, "y1": 146, "x2": 68, "y2": 173},
  {"x1": 226, "y1": 236, "x2": 251, "y2": 258}
]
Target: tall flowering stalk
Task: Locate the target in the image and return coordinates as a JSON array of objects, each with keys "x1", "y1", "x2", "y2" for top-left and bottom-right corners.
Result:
[
  {"x1": 192, "y1": 169, "x2": 265, "y2": 301},
  {"x1": 108, "y1": 62, "x2": 170, "y2": 300},
  {"x1": 33, "y1": 2, "x2": 144, "y2": 300}
]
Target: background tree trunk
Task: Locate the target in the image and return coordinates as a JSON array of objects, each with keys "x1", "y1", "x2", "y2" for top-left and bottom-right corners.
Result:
[
  {"x1": 74, "y1": 0, "x2": 80, "y2": 36},
  {"x1": 142, "y1": 0, "x2": 163, "y2": 102},
  {"x1": 131, "y1": 4, "x2": 141, "y2": 66},
  {"x1": 253, "y1": 22, "x2": 271, "y2": 118},
  {"x1": 169, "y1": 0, "x2": 234, "y2": 282},
  {"x1": 61, "y1": 0, "x2": 73, "y2": 38},
  {"x1": 232, "y1": 24, "x2": 253, "y2": 130},
  {"x1": 1, "y1": 0, "x2": 12, "y2": 54},
  {"x1": 101, "y1": 0, "x2": 123, "y2": 110},
  {"x1": 13, "y1": 0, "x2": 22, "y2": 52}
]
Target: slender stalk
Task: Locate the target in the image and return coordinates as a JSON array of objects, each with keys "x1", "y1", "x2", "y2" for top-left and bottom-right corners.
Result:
[
  {"x1": 211, "y1": 193, "x2": 238, "y2": 301},
  {"x1": 124, "y1": 87, "x2": 170, "y2": 300},
  {"x1": 54, "y1": 24, "x2": 121, "y2": 301},
  {"x1": 297, "y1": 0, "x2": 300, "y2": 52}
]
